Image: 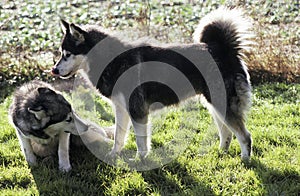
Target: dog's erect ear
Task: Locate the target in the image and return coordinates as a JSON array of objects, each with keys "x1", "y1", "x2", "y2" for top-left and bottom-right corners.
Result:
[
  {"x1": 37, "y1": 87, "x2": 56, "y2": 95},
  {"x1": 28, "y1": 106, "x2": 46, "y2": 120},
  {"x1": 70, "y1": 23, "x2": 85, "y2": 44},
  {"x1": 60, "y1": 19, "x2": 70, "y2": 34}
]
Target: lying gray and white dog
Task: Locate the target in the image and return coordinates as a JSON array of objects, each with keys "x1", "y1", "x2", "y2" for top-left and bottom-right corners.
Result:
[{"x1": 8, "y1": 80, "x2": 90, "y2": 172}]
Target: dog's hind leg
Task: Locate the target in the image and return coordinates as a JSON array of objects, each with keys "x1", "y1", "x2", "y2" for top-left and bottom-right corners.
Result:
[
  {"x1": 211, "y1": 112, "x2": 233, "y2": 151},
  {"x1": 209, "y1": 74, "x2": 252, "y2": 160},
  {"x1": 207, "y1": 104, "x2": 251, "y2": 160},
  {"x1": 203, "y1": 99, "x2": 233, "y2": 152},
  {"x1": 211, "y1": 107, "x2": 251, "y2": 160},
  {"x1": 210, "y1": 106, "x2": 252, "y2": 159},
  {"x1": 225, "y1": 116, "x2": 252, "y2": 161},
  {"x1": 228, "y1": 73, "x2": 252, "y2": 160}
]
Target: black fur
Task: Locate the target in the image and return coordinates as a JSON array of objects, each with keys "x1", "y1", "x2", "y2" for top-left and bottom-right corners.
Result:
[
  {"x1": 58, "y1": 19, "x2": 250, "y2": 123},
  {"x1": 61, "y1": 23, "x2": 107, "y2": 55},
  {"x1": 56, "y1": 7, "x2": 253, "y2": 159},
  {"x1": 96, "y1": 45, "x2": 212, "y2": 121}
]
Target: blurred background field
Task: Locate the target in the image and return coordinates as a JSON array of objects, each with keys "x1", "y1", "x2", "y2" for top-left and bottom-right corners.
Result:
[{"x1": 0, "y1": 0, "x2": 299, "y2": 101}]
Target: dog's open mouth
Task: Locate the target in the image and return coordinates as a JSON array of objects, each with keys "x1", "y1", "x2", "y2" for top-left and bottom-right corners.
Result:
[
  {"x1": 51, "y1": 71, "x2": 74, "y2": 79},
  {"x1": 50, "y1": 67, "x2": 74, "y2": 78},
  {"x1": 60, "y1": 71, "x2": 74, "y2": 78}
]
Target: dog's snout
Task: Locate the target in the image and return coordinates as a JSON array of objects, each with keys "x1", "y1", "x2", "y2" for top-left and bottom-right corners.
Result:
[{"x1": 52, "y1": 67, "x2": 59, "y2": 75}]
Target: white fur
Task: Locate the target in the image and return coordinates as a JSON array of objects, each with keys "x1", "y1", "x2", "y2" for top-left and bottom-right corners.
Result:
[
  {"x1": 14, "y1": 112, "x2": 88, "y2": 172},
  {"x1": 193, "y1": 7, "x2": 253, "y2": 49},
  {"x1": 19, "y1": 121, "x2": 71, "y2": 170},
  {"x1": 108, "y1": 94, "x2": 131, "y2": 157},
  {"x1": 16, "y1": 130, "x2": 37, "y2": 165},
  {"x1": 132, "y1": 120, "x2": 152, "y2": 159},
  {"x1": 109, "y1": 93, "x2": 152, "y2": 159},
  {"x1": 55, "y1": 50, "x2": 88, "y2": 79},
  {"x1": 58, "y1": 131, "x2": 71, "y2": 172}
]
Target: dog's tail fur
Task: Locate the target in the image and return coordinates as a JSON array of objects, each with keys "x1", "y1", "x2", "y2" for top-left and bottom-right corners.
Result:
[{"x1": 193, "y1": 7, "x2": 253, "y2": 58}]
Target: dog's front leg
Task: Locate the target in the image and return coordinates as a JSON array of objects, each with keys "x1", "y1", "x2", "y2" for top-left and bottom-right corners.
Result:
[
  {"x1": 108, "y1": 104, "x2": 131, "y2": 158},
  {"x1": 132, "y1": 117, "x2": 151, "y2": 159},
  {"x1": 58, "y1": 132, "x2": 71, "y2": 172},
  {"x1": 17, "y1": 132, "x2": 37, "y2": 166}
]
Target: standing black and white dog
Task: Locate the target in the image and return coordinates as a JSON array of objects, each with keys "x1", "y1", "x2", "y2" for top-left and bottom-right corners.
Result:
[
  {"x1": 9, "y1": 80, "x2": 89, "y2": 171},
  {"x1": 52, "y1": 7, "x2": 253, "y2": 160}
]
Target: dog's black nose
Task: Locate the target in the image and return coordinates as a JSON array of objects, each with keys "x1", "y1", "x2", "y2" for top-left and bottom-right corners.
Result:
[{"x1": 52, "y1": 68, "x2": 59, "y2": 75}]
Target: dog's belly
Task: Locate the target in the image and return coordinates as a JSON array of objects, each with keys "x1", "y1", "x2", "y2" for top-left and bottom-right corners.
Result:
[{"x1": 95, "y1": 45, "x2": 215, "y2": 121}]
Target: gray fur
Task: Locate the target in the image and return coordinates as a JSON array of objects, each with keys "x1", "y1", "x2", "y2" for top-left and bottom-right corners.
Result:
[{"x1": 8, "y1": 80, "x2": 89, "y2": 171}]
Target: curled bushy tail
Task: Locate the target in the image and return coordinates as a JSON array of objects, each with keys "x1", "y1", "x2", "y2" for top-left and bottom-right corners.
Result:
[{"x1": 193, "y1": 7, "x2": 253, "y2": 56}]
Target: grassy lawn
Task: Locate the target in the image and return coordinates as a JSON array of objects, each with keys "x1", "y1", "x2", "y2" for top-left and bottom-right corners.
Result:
[
  {"x1": 0, "y1": 0, "x2": 299, "y2": 195},
  {"x1": 0, "y1": 83, "x2": 299, "y2": 195}
]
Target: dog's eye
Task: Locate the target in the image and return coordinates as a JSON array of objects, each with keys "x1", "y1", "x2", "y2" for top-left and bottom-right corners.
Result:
[
  {"x1": 66, "y1": 116, "x2": 73, "y2": 122},
  {"x1": 65, "y1": 53, "x2": 71, "y2": 58}
]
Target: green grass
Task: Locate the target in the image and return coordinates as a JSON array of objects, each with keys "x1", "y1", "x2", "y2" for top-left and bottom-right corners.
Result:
[
  {"x1": 0, "y1": 0, "x2": 299, "y2": 195},
  {"x1": 1, "y1": 83, "x2": 299, "y2": 195}
]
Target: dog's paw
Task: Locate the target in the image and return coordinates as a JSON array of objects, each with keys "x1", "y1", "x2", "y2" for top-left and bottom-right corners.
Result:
[
  {"x1": 59, "y1": 164, "x2": 72, "y2": 172},
  {"x1": 41, "y1": 155, "x2": 55, "y2": 167},
  {"x1": 137, "y1": 150, "x2": 149, "y2": 160},
  {"x1": 26, "y1": 155, "x2": 37, "y2": 166},
  {"x1": 128, "y1": 151, "x2": 149, "y2": 164},
  {"x1": 241, "y1": 153, "x2": 251, "y2": 162},
  {"x1": 104, "y1": 151, "x2": 118, "y2": 165},
  {"x1": 106, "y1": 149, "x2": 120, "y2": 159}
]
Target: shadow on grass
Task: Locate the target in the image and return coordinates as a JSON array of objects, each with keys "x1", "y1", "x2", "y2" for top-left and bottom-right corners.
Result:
[
  {"x1": 244, "y1": 158, "x2": 300, "y2": 195},
  {"x1": 142, "y1": 160, "x2": 215, "y2": 195},
  {"x1": 29, "y1": 144, "x2": 214, "y2": 195},
  {"x1": 29, "y1": 143, "x2": 118, "y2": 195},
  {"x1": 27, "y1": 146, "x2": 300, "y2": 195}
]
